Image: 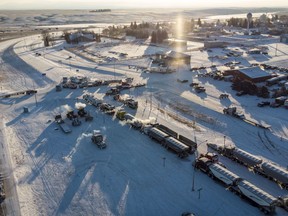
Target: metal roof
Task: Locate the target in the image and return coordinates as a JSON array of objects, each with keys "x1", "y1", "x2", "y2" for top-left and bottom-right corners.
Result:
[
  {"x1": 238, "y1": 66, "x2": 270, "y2": 79},
  {"x1": 166, "y1": 50, "x2": 190, "y2": 59}
]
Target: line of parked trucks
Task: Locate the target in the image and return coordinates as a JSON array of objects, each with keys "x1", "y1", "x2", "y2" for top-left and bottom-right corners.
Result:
[
  {"x1": 207, "y1": 143, "x2": 288, "y2": 190},
  {"x1": 83, "y1": 93, "x2": 197, "y2": 159},
  {"x1": 143, "y1": 124, "x2": 197, "y2": 158},
  {"x1": 223, "y1": 106, "x2": 270, "y2": 129},
  {"x1": 194, "y1": 155, "x2": 288, "y2": 214},
  {"x1": 78, "y1": 92, "x2": 288, "y2": 214}
]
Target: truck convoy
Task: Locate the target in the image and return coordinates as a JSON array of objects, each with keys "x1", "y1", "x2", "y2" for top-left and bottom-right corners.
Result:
[
  {"x1": 223, "y1": 106, "x2": 270, "y2": 129},
  {"x1": 0, "y1": 89, "x2": 37, "y2": 98},
  {"x1": 194, "y1": 156, "x2": 283, "y2": 214},
  {"x1": 207, "y1": 143, "x2": 288, "y2": 190},
  {"x1": 144, "y1": 124, "x2": 197, "y2": 158},
  {"x1": 147, "y1": 127, "x2": 190, "y2": 158}
]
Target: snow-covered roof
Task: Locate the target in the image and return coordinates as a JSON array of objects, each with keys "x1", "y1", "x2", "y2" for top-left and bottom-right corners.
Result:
[
  {"x1": 238, "y1": 67, "x2": 270, "y2": 79},
  {"x1": 69, "y1": 32, "x2": 95, "y2": 41},
  {"x1": 166, "y1": 50, "x2": 190, "y2": 59}
]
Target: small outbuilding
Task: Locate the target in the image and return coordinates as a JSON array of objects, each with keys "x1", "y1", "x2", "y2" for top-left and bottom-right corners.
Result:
[
  {"x1": 224, "y1": 66, "x2": 272, "y2": 83},
  {"x1": 247, "y1": 48, "x2": 261, "y2": 54},
  {"x1": 204, "y1": 41, "x2": 227, "y2": 49},
  {"x1": 67, "y1": 31, "x2": 100, "y2": 44},
  {"x1": 163, "y1": 39, "x2": 187, "y2": 51},
  {"x1": 164, "y1": 51, "x2": 191, "y2": 66},
  {"x1": 280, "y1": 34, "x2": 288, "y2": 43}
]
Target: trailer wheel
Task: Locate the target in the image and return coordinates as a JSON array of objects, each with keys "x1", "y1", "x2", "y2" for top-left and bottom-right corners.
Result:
[
  {"x1": 208, "y1": 171, "x2": 213, "y2": 178},
  {"x1": 282, "y1": 183, "x2": 288, "y2": 190},
  {"x1": 260, "y1": 208, "x2": 269, "y2": 215}
]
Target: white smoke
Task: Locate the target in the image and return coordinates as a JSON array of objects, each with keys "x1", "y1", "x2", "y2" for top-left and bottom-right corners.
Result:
[
  {"x1": 75, "y1": 102, "x2": 86, "y2": 110},
  {"x1": 81, "y1": 132, "x2": 93, "y2": 138},
  {"x1": 121, "y1": 94, "x2": 131, "y2": 100},
  {"x1": 93, "y1": 130, "x2": 101, "y2": 134},
  {"x1": 125, "y1": 117, "x2": 156, "y2": 127},
  {"x1": 139, "y1": 117, "x2": 156, "y2": 125},
  {"x1": 62, "y1": 104, "x2": 73, "y2": 112}
]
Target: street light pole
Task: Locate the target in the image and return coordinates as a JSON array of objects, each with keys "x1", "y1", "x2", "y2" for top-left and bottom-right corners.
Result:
[
  {"x1": 192, "y1": 139, "x2": 208, "y2": 192},
  {"x1": 192, "y1": 165, "x2": 195, "y2": 191},
  {"x1": 224, "y1": 135, "x2": 226, "y2": 149},
  {"x1": 33, "y1": 81, "x2": 38, "y2": 107},
  {"x1": 198, "y1": 188, "x2": 203, "y2": 199},
  {"x1": 114, "y1": 59, "x2": 116, "y2": 79},
  {"x1": 162, "y1": 157, "x2": 166, "y2": 167}
]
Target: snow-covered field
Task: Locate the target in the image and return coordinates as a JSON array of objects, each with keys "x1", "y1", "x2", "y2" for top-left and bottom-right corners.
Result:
[{"x1": 1, "y1": 28, "x2": 288, "y2": 216}]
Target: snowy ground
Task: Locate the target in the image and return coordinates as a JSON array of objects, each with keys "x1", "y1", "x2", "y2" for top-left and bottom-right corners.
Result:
[{"x1": 0, "y1": 30, "x2": 288, "y2": 216}]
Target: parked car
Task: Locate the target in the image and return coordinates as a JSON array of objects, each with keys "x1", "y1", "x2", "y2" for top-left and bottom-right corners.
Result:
[
  {"x1": 189, "y1": 82, "x2": 199, "y2": 87},
  {"x1": 257, "y1": 101, "x2": 270, "y2": 107},
  {"x1": 270, "y1": 102, "x2": 281, "y2": 108}
]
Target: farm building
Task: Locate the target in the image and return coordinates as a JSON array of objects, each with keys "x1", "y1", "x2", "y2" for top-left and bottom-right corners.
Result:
[
  {"x1": 204, "y1": 40, "x2": 227, "y2": 49},
  {"x1": 164, "y1": 50, "x2": 191, "y2": 66},
  {"x1": 163, "y1": 38, "x2": 187, "y2": 51},
  {"x1": 67, "y1": 31, "x2": 100, "y2": 44},
  {"x1": 224, "y1": 67, "x2": 272, "y2": 83}
]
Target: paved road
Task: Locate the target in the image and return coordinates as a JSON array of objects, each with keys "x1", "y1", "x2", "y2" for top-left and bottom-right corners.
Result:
[
  {"x1": 0, "y1": 117, "x2": 21, "y2": 216},
  {"x1": 0, "y1": 36, "x2": 22, "y2": 215}
]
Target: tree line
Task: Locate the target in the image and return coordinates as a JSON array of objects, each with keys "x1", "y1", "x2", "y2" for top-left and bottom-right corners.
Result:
[{"x1": 150, "y1": 29, "x2": 168, "y2": 43}]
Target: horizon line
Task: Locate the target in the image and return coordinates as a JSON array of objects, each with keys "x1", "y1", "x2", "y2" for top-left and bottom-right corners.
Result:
[{"x1": 0, "y1": 6, "x2": 288, "y2": 11}]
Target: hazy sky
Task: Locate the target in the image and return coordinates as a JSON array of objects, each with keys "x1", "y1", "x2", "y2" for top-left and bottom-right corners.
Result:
[{"x1": 0, "y1": 0, "x2": 287, "y2": 10}]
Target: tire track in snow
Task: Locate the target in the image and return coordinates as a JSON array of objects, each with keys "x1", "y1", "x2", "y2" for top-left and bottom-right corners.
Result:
[
  {"x1": 263, "y1": 130, "x2": 288, "y2": 160},
  {"x1": 257, "y1": 131, "x2": 274, "y2": 154},
  {"x1": 12, "y1": 123, "x2": 58, "y2": 209},
  {"x1": 117, "y1": 181, "x2": 129, "y2": 216}
]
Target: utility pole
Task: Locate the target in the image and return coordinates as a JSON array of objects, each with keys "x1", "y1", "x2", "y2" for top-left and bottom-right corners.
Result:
[
  {"x1": 33, "y1": 81, "x2": 38, "y2": 107},
  {"x1": 150, "y1": 92, "x2": 152, "y2": 111},
  {"x1": 114, "y1": 59, "x2": 116, "y2": 79},
  {"x1": 192, "y1": 140, "x2": 207, "y2": 192},
  {"x1": 192, "y1": 165, "x2": 196, "y2": 191},
  {"x1": 162, "y1": 157, "x2": 166, "y2": 167},
  {"x1": 223, "y1": 136, "x2": 226, "y2": 149},
  {"x1": 197, "y1": 188, "x2": 203, "y2": 199}
]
